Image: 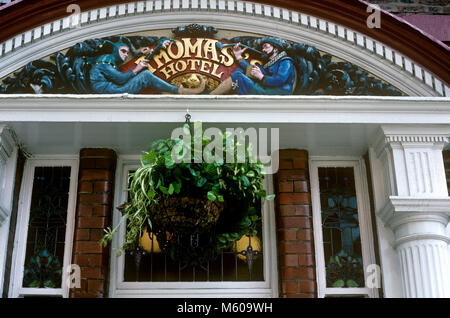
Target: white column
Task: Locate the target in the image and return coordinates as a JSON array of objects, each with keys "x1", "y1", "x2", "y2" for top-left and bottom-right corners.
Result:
[{"x1": 374, "y1": 125, "x2": 450, "y2": 298}]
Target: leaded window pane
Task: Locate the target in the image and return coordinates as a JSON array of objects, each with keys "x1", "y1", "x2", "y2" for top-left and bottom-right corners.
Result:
[
  {"x1": 22, "y1": 166, "x2": 71, "y2": 288},
  {"x1": 318, "y1": 167, "x2": 364, "y2": 288}
]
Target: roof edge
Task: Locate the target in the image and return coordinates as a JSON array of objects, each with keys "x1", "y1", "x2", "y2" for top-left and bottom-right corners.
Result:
[{"x1": 0, "y1": 0, "x2": 448, "y2": 84}]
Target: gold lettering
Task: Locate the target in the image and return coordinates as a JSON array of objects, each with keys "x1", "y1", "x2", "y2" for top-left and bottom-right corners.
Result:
[
  {"x1": 219, "y1": 47, "x2": 234, "y2": 67},
  {"x1": 159, "y1": 62, "x2": 177, "y2": 79},
  {"x1": 203, "y1": 39, "x2": 220, "y2": 63},
  {"x1": 167, "y1": 40, "x2": 184, "y2": 60},
  {"x1": 210, "y1": 63, "x2": 224, "y2": 79},
  {"x1": 175, "y1": 60, "x2": 187, "y2": 72},
  {"x1": 182, "y1": 38, "x2": 204, "y2": 59},
  {"x1": 153, "y1": 50, "x2": 173, "y2": 69},
  {"x1": 200, "y1": 60, "x2": 212, "y2": 73},
  {"x1": 187, "y1": 59, "x2": 201, "y2": 71}
]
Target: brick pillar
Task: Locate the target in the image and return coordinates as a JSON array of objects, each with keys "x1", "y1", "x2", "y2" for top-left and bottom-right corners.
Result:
[
  {"x1": 70, "y1": 149, "x2": 116, "y2": 298},
  {"x1": 274, "y1": 149, "x2": 317, "y2": 298}
]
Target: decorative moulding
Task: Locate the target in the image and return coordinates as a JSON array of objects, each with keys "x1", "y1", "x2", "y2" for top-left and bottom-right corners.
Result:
[
  {"x1": 0, "y1": 0, "x2": 447, "y2": 96},
  {"x1": 378, "y1": 196, "x2": 450, "y2": 229}
]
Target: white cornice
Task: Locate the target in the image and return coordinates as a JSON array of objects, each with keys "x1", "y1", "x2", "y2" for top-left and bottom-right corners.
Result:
[
  {"x1": 378, "y1": 196, "x2": 450, "y2": 228},
  {"x1": 0, "y1": 95, "x2": 450, "y2": 124},
  {"x1": 0, "y1": 0, "x2": 447, "y2": 97}
]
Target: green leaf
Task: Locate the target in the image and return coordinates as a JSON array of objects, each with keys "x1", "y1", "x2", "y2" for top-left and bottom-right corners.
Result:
[
  {"x1": 159, "y1": 185, "x2": 168, "y2": 194},
  {"x1": 332, "y1": 279, "x2": 345, "y2": 287},
  {"x1": 346, "y1": 280, "x2": 359, "y2": 287},
  {"x1": 207, "y1": 191, "x2": 216, "y2": 201},
  {"x1": 168, "y1": 183, "x2": 174, "y2": 195},
  {"x1": 265, "y1": 194, "x2": 275, "y2": 200},
  {"x1": 217, "y1": 195, "x2": 224, "y2": 202},
  {"x1": 240, "y1": 175, "x2": 250, "y2": 187},
  {"x1": 246, "y1": 170, "x2": 255, "y2": 177}
]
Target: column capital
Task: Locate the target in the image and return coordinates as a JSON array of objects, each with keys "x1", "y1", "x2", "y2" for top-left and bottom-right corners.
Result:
[
  {"x1": 374, "y1": 125, "x2": 450, "y2": 158},
  {"x1": 379, "y1": 197, "x2": 450, "y2": 233},
  {"x1": 373, "y1": 125, "x2": 450, "y2": 198}
]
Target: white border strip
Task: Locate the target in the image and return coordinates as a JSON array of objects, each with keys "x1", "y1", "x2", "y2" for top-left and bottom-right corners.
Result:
[{"x1": 0, "y1": 0, "x2": 448, "y2": 96}]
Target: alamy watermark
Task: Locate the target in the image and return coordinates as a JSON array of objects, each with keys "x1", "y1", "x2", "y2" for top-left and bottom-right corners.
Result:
[
  {"x1": 170, "y1": 122, "x2": 280, "y2": 174},
  {"x1": 67, "y1": 4, "x2": 81, "y2": 29},
  {"x1": 66, "y1": 264, "x2": 81, "y2": 289},
  {"x1": 367, "y1": 4, "x2": 381, "y2": 29}
]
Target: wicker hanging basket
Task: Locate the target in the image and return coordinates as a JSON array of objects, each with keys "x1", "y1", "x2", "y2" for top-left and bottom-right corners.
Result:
[{"x1": 151, "y1": 195, "x2": 225, "y2": 235}]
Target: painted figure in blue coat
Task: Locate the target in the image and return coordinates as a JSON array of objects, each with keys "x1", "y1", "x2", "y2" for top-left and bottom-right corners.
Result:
[
  {"x1": 89, "y1": 38, "x2": 205, "y2": 94},
  {"x1": 210, "y1": 38, "x2": 296, "y2": 95}
]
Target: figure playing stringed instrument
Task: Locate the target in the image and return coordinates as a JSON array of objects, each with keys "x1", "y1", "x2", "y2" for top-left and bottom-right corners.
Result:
[{"x1": 88, "y1": 37, "x2": 205, "y2": 95}]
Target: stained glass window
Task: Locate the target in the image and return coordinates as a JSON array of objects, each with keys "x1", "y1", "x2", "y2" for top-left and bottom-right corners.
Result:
[
  {"x1": 318, "y1": 167, "x2": 364, "y2": 288},
  {"x1": 22, "y1": 166, "x2": 71, "y2": 289}
]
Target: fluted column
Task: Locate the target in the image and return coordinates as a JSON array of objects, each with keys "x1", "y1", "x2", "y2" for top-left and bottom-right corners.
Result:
[{"x1": 375, "y1": 125, "x2": 450, "y2": 298}]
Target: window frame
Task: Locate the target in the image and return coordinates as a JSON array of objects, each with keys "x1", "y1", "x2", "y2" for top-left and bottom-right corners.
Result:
[
  {"x1": 8, "y1": 156, "x2": 79, "y2": 298},
  {"x1": 108, "y1": 155, "x2": 279, "y2": 298},
  {"x1": 310, "y1": 156, "x2": 378, "y2": 298}
]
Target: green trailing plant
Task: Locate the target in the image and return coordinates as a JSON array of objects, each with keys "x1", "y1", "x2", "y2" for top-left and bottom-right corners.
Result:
[
  {"x1": 100, "y1": 124, "x2": 274, "y2": 257},
  {"x1": 326, "y1": 250, "x2": 364, "y2": 288}
]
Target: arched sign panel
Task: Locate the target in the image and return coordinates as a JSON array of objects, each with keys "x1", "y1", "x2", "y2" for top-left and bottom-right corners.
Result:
[{"x1": 0, "y1": 24, "x2": 402, "y2": 96}]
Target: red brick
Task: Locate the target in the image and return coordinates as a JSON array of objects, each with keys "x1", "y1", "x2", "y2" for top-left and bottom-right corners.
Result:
[
  {"x1": 73, "y1": 254, "x2": 90, "y2": 267},
  {"x1": 80, "y1": 159, "x2": 96, "y2": 170},
  {"x1": 278, "y1": 181, "x2": 293, "y2": 193},
  {"x1": 80, "y1": 148, "x2": 116, "y2": 158},
  {"x1": 299, "y1": 281, "x2": 316, "y2": 293},
  {"x1": 74, "y1": 241, "x2": 103, "y2": 254},
  {"x1": 88, "y1": 254, "x2": 104, "y2": 267},
  {"x1": 75, "y1": 229, "x2": 90, "y2": 241},
  {"x1": 297, "y1": 229, "x2": 313, "y2": 241},
  {"x1": 78, "y1": 182, "x2": 93, "y2": 193},
  {"x1": 298, "y1": 255, "x2": 314, "y2": 266},
  {"x1": 294, "y1": 181, "x2": 309, "y2": 193},
  {"x1": 279, "y1": 149, "x2": 308, "y2": 160},
  {"x1": 293, "y1": 159, "x2": 308, "y2": 169},
  {"x1": 70, "y1": 292, "x2": 102, "y2": 298},
  {"x1": 282, "y1": 267, "x2": 315, "y2": 280},
  {"x1": 79, "y1": 193, "x2": 111, "y2": 205},
  {"x1": 278, "y1": 193, "x2": 311, "y2": 205},
  {"x1": 89, "y1": 229, "x2": 106, "y2": 241},
  {"x1": 93, "y1": 181, "x2": 112, "y2": 193},
  {"x1": 279, "y1": 159, "x2": 293, "y2": 169},
  {"x1": 278, "y1": 204, "x2": 311, "y2": 216},
  {"x1": 284, "y1": 293, "x2": 314, "y2": 298},
  {"x1": 87, "y1": 280, "x2": 105, "y2": 292},
  {"x1": 77, "y1": 217, "x2": 108, "y2": 229},
  {"x1": 92, "y1": 205, "x2": 112, "y2": 217},
  {"x1": 79, "y1": 169, "x2": 113, "y2": 182},
  {"x1": 277, "y1": 169, "x2": 307, "y2": 181},
  {"x1": 279, "y1": 241, "x2": 312, "y2": 254},
  {"x1": 278, "y1": 229, "x2": 297, "y2": 241},
  {"x1": 80, "y1": 267, "x2": 103, "y2": 279},
  {"x1": 280, "y1": 255, "x2": 299, "y2": 267},
  {"x1": 95, "y1": 158, "x2": 115, "y2": 170},
  {"x1": 77, "y1": 205, "x2": 93, "y2": 217},
  {"x1": 282, "y1": 281, "x2": 299, "y2": 294},
  {"x1": 278, "y1": 216, "x2": 311, "y2": 229}
]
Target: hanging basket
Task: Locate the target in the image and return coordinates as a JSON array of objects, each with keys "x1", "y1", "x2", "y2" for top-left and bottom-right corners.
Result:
[{"x1": 151, "y1": 195, "x2": 225, "y2": 235}]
